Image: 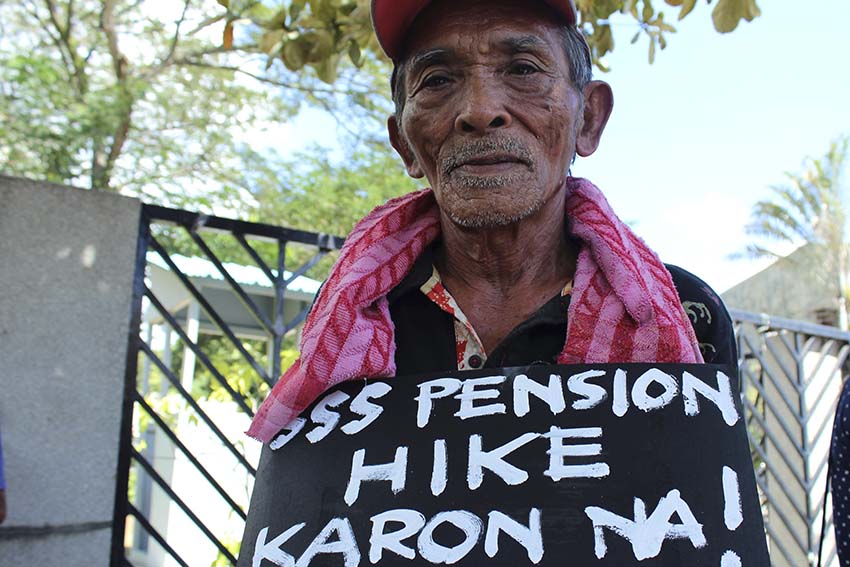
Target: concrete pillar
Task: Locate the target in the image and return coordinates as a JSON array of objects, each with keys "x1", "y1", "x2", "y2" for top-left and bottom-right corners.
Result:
[{"x1": 0, "y1": 176, "x2": 141, "y2": 565}]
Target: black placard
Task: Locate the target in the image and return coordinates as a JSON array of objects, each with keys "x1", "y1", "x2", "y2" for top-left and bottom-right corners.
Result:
[{"x1": 239, "y1": 364, "x2": 770, "y2": 566}]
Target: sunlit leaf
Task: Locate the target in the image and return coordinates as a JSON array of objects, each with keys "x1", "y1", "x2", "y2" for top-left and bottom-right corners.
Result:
[
  {"x1": 654, "y1": 13, "x2": 676, "y2": 32},
  {"x1": 642, "y1": 0, "x2": 654, "y2": 22},
  {"x1": 712, "y1": 0, "x2": 761, "y2": 33},
  {"x1": 259, "y1": 29, "x2": 285, "y2": 53},
  {"x1": 259, "y1": 8, "x2": 288, "y2": 30},
  {"x1": 593, "y1": 23, "x2": 614, "y2": 58},
  {"x1": 308, "y1": 29, "x2": 336, "y2": 63},
  {"x1": 282, "y1": 38, "x2": 308, "y2": 70},
  {"x1": 314, "y1": 55, "x2": 339, "y2": 83},
  {"x1": 678, "y1": 0, "x2": 697, "y2": 20},
  {"x1": 348, "y1": 40, "x2": 362, "y2": 67},
  {"x1": 290, "y1": 0, "x2": 307, "y2": 21}
]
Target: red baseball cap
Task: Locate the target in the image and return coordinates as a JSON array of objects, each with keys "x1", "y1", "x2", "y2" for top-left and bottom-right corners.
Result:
[{"x1": 371, "y1": 0, "x2": 579, "y2": 61}]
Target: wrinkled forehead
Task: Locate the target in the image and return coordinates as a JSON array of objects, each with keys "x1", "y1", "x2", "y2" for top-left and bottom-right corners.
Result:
[{"x1": 398, "y1": 0, "x2": 569, "y2": 64}]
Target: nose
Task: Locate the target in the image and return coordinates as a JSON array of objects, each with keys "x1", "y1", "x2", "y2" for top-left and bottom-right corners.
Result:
[{"x1": 454, "y1": 74, "x2": 512, "y2": 134}]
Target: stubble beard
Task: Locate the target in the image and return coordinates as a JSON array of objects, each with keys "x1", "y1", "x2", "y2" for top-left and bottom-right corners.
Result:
[
  {"x1": 444, "y1": 178, "x2": 543, "y2": 228},
  {"x1": 450, "y1": 207, "x2": 542, "y2": 229},
  {"x1": 439, "y1": 138, "x2": 543, "y2": 229}
]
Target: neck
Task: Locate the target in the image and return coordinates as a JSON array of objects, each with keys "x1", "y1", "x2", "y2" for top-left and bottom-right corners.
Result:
[
  {"x1": 434, "y1": 189, "x2": 578, "y2": 352},
  {"x1": 437, "y1": 190, "x2": 575, "y2": 291}
]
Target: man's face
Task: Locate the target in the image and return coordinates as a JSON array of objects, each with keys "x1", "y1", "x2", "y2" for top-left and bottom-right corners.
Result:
[{"x1": 389, "y1": 0, "x2": 586, "y2": 228}]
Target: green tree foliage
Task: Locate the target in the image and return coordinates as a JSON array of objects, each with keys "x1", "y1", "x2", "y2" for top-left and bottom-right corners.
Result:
[
  {"x1": 148, "y1": 141, "x2": 415, "y2": 284},
  {"x1": 0, "y1": 0, "x2": 281, "y2": 198},
  {"x1": 1, "y1": 0, "x2": 761, "y2": 205},
  {"x1": 744, "y1": 136, "x2": 850, "y2": 328},
  {"x1": 246, "y1": 142, "x2": 417, "y2": 232},
  {"x1": 0, "y1": 0, "x2": 388, "y2": 203},
  {"x1": 217, "y1": 0, "x2": 762, "y2": 78},
  {"x1": 238, "y1": 141, "x2": 417, "y2": 279}
]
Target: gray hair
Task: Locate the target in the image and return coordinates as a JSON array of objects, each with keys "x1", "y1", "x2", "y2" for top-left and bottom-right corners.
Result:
[{"x1": 390, "y1": 25, "x2": 592, "y2": 121}]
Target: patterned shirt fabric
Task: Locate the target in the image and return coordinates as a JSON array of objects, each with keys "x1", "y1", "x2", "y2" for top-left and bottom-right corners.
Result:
[
  {"x1": 420, "y1": 265, "x2": 573, "y2": 370},
  {"x1": 831, "y1": 377, "x2": 850, "y2": 566}
]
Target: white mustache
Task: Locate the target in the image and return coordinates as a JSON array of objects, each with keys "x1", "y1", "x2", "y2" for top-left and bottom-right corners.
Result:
[{"x1": 442, "y1": 138, "x2": 533, "y2": 176}]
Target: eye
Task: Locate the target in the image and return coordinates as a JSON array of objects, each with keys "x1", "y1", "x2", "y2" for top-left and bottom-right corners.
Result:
[
  {"x1": 421, "y1": 73, "x2": 452, "y2": 89},
  {"x1": 507, "y1": 61, "x2": 540, "y2": 76}
]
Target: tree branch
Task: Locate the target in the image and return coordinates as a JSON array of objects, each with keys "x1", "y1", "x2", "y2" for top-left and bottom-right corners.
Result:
[
  {"x1": 175, "y1": 59, "x2": 373, "y2": 97},
  {"x1": 160, "y1": 0, "x2": 191, "y2": 67},
  {"x1": 26, "y1": 2, "x2": 73, "y2": 81},
  {"x1": 140, "y1": 42, "x2": 245, "y2": 81},
  {"x1": 92, "y1": 0, "x2": 133, "y2": 190},
  {"x1": 100, "y1": 0, "x2": 126, "y2": 80},
  {"x1": 41, "y1": 0, "x2": 87, "y2": 96},
  {"x1": 65, "y1": 0, "x2": 73, "y2": 38},
  {"x1": 44, "y1": 0, "x2": 67, "y2": 40}
]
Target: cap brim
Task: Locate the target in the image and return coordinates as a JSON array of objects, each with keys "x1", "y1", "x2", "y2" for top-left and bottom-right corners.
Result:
[{"x1": 372, "y1": 0, "x2": 578, "y2": 60}]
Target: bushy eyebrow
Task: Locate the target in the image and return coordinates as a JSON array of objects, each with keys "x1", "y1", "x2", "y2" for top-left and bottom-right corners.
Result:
[
  {"x1": 408, "y1": 49, "x2": 454, "y2": 80},
  {"x1": 500, "y1": 35, "x2": 549, "y2": 55},
  {"x1": 408, "y1": 35, "x2": 550, "y2": 72},
  {"x1": 405, "y1": 34, "x2": 554, "y2": 87}
]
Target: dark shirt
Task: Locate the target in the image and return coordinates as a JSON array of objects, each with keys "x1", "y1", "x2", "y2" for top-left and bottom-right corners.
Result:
[
  {"x1": 830, "y1": 377, "x2": 850, "y2": 566},
  {"x1": 388, "y1": 245, "x2": 737, "y2": 376}
]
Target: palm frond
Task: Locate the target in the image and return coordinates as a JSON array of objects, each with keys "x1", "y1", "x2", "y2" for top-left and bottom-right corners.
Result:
[{"x1": 741, "y1": 135, "x2": 849, "y2": 261}]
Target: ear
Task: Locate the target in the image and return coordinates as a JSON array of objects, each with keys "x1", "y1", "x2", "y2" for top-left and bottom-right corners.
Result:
[
  {"x1": 388, "y1": 115, "x2": 424, "y2": 178},
  {"x1": 576, "y1": 80, "x2": 614, "y2": 158}
]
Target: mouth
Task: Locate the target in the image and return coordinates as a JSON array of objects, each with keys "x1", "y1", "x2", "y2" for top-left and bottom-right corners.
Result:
[{"x1": 449, "y1": 153, "x2": 531, "y2": 175}]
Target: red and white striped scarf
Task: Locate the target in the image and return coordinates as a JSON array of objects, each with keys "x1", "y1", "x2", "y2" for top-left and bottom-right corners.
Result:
[{"x1": 248, "y1": 178, "x2": 703, "y2": 443}]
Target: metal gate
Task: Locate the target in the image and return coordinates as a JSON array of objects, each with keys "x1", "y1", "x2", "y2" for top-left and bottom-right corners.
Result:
[
  {"x1": 731, "y1": 309, "x2": 847, "y2": 567},
  {"x1": 112, "y1": 205, "x2": 343, "y2": 566},
  {"x1": 111, "y1": 205, "x2": 847, "y2": 566}
]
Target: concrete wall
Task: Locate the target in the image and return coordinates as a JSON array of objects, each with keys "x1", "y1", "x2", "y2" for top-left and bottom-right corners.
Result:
[{"x1": 0, "y1": 176, "x2": 141, "y2": 565}]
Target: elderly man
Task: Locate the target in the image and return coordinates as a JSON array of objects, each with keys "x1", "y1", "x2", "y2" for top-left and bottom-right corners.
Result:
[
  {"x1": 239, "y1": 2, "x2": 761, "y2": 564},
  {"x1": 247, "y1": 0, "x2": 734, "y2": 444}
]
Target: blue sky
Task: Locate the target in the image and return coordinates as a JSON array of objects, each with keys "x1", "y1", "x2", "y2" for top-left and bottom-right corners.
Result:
[
  {"x1": 278, "y1": 0, "x2": 850, "y2": 293},
  {"x1": 574, "y1": 0, "x2": 850, "y2": 292}
]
